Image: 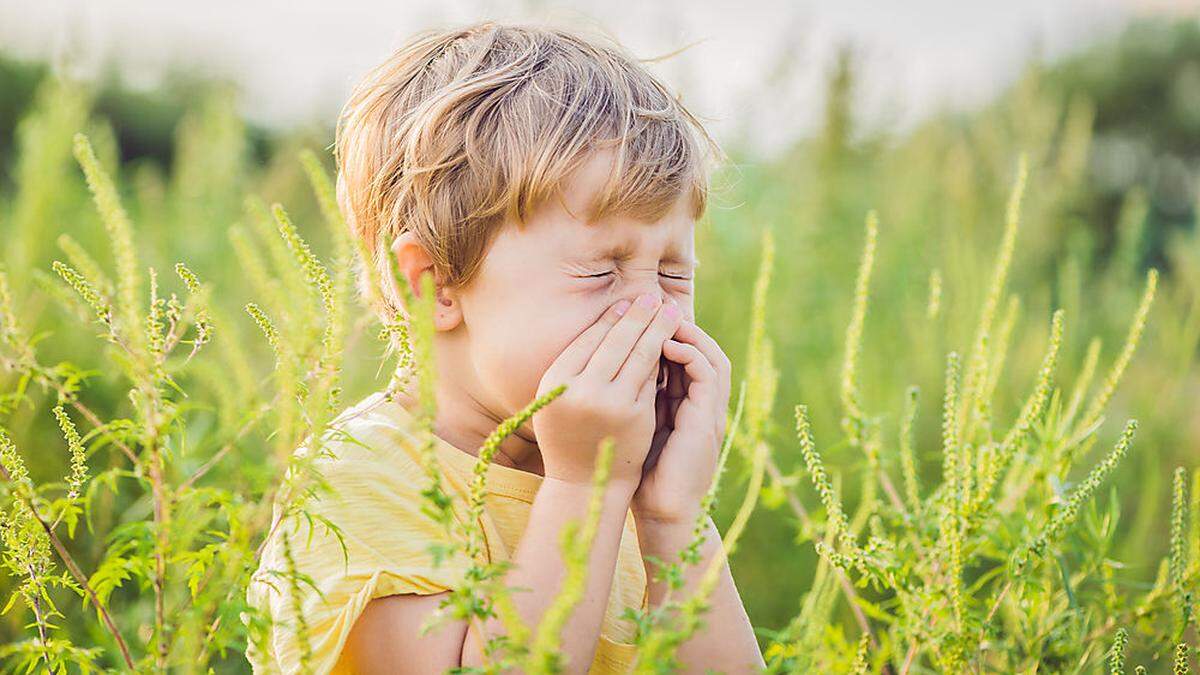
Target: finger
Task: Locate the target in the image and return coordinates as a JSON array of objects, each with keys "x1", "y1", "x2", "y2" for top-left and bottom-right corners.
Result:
[
  {"x1": 613, "y1": 301, "x2": 683, "y2": 397},
  {"x1": 637, "y1": 363, "x2": 658, "y2": 404},
  {"x1": 644, "y1": 359, "x2": 659, "y2": 398},
  {"x1": 671, "y1": 319, "x2": 731, "y2": 408},
  {"x1": 665, "y1": 338, "x2": 721, "y2": 441},
  {"x1": 585, "y1": 294, "x2": 666, "y2": 381},
  {"x1": 661, "y1": 338, "x2": 718, "y2": 408},
  {"x1": 670, "y1": 340, "x2": 724, "y2": 443},
  {"x1": 549, "y1": 299, "x2": 631, "y2": 378},
  {"x1": 637, "y1": 353, "x2": 664, "y2": 406},
  {"x1": 671, "y1": 319, "x2": 731, "y2": 382}
]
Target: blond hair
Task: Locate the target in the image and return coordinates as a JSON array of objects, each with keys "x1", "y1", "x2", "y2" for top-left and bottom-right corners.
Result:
[{"x1": 334, "y1": 19, "x2": 723, "y2": 327}]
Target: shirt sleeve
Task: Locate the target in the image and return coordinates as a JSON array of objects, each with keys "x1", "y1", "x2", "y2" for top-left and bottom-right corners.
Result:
[{"x1": 247, "y1": 429, "x2": 475, "y2": 675}]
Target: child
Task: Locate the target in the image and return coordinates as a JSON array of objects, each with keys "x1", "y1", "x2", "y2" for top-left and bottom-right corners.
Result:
[{"x1": 246, "y1": 19, "x2": 763, "y2": 674}]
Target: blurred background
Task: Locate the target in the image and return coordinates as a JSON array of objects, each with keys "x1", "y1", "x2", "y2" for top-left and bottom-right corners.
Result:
[
  {"x1": 2, "y1": 0, "x2": 1200, "y2": 662},
  {"x1": 0, "y1": 1, "x2": 1156, "y2": 157}
]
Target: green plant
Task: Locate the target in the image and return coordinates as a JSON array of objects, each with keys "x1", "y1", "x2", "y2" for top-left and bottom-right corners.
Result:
[{"x1": 0, "y1": 47, "x2": 1198, "y2": 673}]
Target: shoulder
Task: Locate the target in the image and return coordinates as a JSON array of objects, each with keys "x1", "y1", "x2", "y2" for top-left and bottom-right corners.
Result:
[
  {"x1": 251, "y1": 390, "x2": 449, "y2": 575},
  {"x1": 295, "y1": 390, "x2": 430, "y2": 485},
  {"x1": 245, "y1": 391, "x2": 477, "y2": 674}
]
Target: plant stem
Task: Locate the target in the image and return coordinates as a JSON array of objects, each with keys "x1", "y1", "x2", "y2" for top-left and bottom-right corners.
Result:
[
  {"x1": 764, "y1": 456, "x2": 875, "y2": 646},
  {"x1": 178, "y1": 405, "x2": 271, "y2": 491},
  {"x1": 0, "y1": 464, "x2": 136, "y2": 669}
]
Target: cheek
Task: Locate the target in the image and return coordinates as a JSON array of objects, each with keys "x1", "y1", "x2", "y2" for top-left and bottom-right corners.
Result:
[
  {"x1": 475, "y1": 303, "x2": 598, "y2": 401},
  {"x1": 539, "y1": 304, "x2": 607, "y2": 369}
]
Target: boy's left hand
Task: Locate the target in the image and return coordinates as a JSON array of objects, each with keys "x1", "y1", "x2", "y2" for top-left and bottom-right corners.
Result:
[{"x1": 631, "y1": 315, "x2": 731, "y2": 526}]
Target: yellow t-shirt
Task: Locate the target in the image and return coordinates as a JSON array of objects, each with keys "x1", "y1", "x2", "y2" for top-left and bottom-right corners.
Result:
[{"x1": 245, "y1": 389, "x2": 649, "y2": 674}]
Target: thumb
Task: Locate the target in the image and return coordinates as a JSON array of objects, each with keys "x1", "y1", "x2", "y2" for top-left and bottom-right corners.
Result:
[{"x1": 637, "y1": 364, "x2": 657, "y2": 403}]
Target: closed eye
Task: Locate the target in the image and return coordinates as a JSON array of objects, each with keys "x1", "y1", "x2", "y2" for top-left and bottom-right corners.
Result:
[{"x1": 581, "y1": 271, "x2": 692, "y2": 281}]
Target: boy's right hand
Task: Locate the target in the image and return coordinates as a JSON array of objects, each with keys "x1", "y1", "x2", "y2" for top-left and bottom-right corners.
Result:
[{"x1": 532, "y1": 293, "x2": 682, "y2": 491}]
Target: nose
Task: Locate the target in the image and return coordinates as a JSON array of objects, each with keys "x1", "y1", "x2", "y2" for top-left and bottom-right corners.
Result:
[
  {"x1": 622, "y1": 276, "x2": 670, "y2": 309},
  {"x1": 625, "y1": 292, "x2": 674, "y2": 316}
]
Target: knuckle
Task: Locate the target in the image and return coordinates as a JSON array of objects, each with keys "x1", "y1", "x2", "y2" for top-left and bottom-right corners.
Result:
[
  {"x1": 567, "y1": 379, "x2": 600, "y2": 404},
  {"x1": 630, "y1": 343, "x2": 659, "y2": 367},
  {"x1": 715, "y1": 350, "x2": 732, "y2": 373},
  {"x1": 541, "y1": 362, "x2": 565, "y2": 383},
  {"x1": 605, "y1": 325, "x2": 635, "y2": 350},
  {"x1": 552, "y1": 376, "x2": 575, "y2": 395},
  {"x1": 568, "y1": 380, "x2": 611, "y2": 407}
]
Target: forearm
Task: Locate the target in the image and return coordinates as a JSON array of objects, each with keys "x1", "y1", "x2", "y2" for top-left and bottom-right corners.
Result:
[
  {"x1": 462, "y1": 476, "x2": 636, "y2": 672},
  {"x1": 636, "y1": 513, "x2": 764, "y2": 673}
]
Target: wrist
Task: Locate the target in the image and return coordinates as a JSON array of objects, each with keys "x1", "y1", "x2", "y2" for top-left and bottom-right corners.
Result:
[
  {"x1": 541, "y1": 473, "x2": 638, "y2": 502},
  {"x1": 635, "y1": 513, "x2": 721, "y2": 602},
  {"x1": 631, "y1": 503, "x2": 709, "y2": 530},
  {"x1": 634, "y1": 509, "x2": 715, "y2": 551}
]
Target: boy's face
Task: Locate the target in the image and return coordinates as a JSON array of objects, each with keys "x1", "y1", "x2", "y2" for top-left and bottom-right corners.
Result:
[{"x1": 453, "y1": 147, "x2": 697, "y2": 429}]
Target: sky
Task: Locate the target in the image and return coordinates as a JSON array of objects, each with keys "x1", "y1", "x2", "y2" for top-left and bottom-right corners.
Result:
[{"x1": 0, "y1": 0, "x2": 1193, "y2": 159}]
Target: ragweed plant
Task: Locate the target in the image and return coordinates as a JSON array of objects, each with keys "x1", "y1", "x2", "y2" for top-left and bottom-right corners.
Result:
[
  {"x1": 754, "y1": 156, "x2": 1197, "y2": 673},
  {"x1": 0, "y1": 61, "x2": 1198, "y2": 675},
  {"x1": 0, "y1": 127, "x2": 368, "y2": 673},
  {"x1": 0, "y1": 132, "x2": 233, "y2": 672}
]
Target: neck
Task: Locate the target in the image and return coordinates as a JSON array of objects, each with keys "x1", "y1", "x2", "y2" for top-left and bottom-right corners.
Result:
[{"x1": 392, "y1": 374, "x2": 545, "y2": 477}]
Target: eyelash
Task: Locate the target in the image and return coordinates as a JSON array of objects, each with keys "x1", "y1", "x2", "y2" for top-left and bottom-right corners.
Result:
[{"x1": 583, "y1": 271, "x2": 692, "y2": 281}]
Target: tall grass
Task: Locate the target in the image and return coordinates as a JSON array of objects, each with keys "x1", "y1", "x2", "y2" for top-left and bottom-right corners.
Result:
[{"x1": 0, "y1": 53, "x2": 1197, "y2": 673}]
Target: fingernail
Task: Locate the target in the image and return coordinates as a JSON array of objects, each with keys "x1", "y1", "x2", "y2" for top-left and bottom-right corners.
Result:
[
  {"x1": 614, "y1": 299, "x2": 632, "y2": 316},
  {"x1": 636, "y1": 293, "x2": 658, "y2": 309}
]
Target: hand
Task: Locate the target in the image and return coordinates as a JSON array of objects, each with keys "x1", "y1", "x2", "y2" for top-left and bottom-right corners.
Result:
[
  {"x1": 532, "y1": 293, "x2": 683, "y2": 490},
  {"x1": 632, "y1": 315, "x2": 732, "y2": 525}
]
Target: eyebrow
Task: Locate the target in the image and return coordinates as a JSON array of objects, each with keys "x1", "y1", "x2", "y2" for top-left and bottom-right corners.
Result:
[{"x1": 579, "y1": 241, "x2": 701, "y2": 269}]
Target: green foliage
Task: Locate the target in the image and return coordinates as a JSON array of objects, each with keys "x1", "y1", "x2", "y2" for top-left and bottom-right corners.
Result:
[
  {"x1": 0, "y1": 19, "x2": 1199, "y2": 674},
  {"x1": 1111, "y1": 627, "x2": 1129, "y2": 674}
]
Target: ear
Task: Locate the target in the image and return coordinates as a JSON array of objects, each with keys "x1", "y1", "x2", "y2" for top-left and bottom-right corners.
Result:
[{"x1": 390, "y1": 230, "x2": 463, "y2": 332}]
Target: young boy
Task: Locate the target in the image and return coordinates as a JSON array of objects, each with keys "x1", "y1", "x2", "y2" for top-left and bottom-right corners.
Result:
[{"x1": 246, "y1": 20, "x2": 763, "y2": 674}]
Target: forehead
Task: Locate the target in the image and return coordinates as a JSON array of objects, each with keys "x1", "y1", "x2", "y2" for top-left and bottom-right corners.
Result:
[
  {"x1": 550, "y1": 149, "x2": 696, "y2": 261},
  {"x1": 566, "y1": 218, "x2": 695, "y2": 267}
]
